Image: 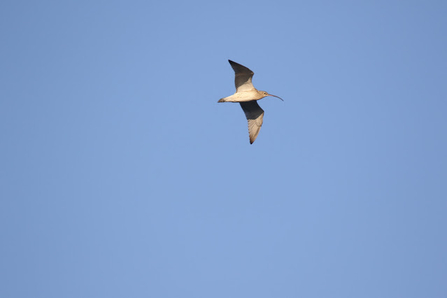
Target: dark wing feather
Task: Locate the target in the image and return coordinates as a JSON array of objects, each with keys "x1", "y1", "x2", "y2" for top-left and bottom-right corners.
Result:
[
  {"x1": 240, "y1": 101, "x2": 264, "y2": 144},
  {"x1": 229, "y1": 60, "x2": 255, "y2": 92}
]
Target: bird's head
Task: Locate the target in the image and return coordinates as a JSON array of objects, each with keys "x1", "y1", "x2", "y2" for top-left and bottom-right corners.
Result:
[{"x1": 260, "y1": 91, "x2": 284, "y2": 101}]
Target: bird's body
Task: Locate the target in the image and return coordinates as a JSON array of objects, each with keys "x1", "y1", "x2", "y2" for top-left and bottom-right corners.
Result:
[
  {"x1": 218, "y1": 89, "x2": 267, "y2": 103},
  {"x1": 218, "y1": 60, "x2": 282, "y2": 144}
]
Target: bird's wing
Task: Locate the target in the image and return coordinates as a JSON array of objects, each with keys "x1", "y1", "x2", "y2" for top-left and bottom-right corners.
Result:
[
  {"x1": 229, "y1": 60, "x2": 255, "y2": 92},
  {"x1": 240, "y1": 101, "x2": 264, "y2": 144}
]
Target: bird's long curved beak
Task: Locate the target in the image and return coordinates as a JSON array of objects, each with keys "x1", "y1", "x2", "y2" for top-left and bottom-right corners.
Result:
[{"x1": 268, "y1": 93, "x2": 284, "y2": 101}]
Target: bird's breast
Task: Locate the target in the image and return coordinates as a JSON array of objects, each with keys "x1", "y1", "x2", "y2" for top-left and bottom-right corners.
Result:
[{"x1": 231, "y1": 90, "x2": 263, "y2": 102}]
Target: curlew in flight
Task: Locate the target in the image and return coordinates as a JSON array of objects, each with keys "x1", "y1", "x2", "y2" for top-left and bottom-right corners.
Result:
[{"x1": 218, "y1": 60, "x2": 283, "y2": 144}]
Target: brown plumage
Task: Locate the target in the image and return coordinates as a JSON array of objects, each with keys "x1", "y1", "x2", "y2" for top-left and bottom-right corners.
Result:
[{"x1": 218, "y1": 60, "x2": 283, "y2": 144}]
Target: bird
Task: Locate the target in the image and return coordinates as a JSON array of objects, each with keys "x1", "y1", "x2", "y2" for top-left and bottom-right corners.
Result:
[{"x1": 218, "y1": 60, "x2": 283, "y2": 144}]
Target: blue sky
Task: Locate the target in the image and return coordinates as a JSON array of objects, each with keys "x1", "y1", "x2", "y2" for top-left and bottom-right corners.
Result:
[{"x1": 1, "y1": 0, "x2": 446, "y2": 297}]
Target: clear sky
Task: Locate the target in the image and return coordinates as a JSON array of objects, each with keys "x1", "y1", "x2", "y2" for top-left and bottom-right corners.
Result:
[{"x1": 1, "y1": 1, "x2": 446, "y2": 297}]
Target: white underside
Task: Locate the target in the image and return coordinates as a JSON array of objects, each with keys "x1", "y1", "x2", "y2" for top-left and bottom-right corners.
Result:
[{"x1": 220, "y1": 90, "x2": 262, "y2": 103}]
